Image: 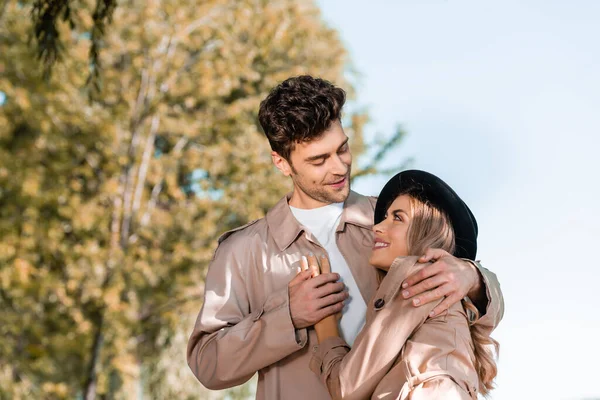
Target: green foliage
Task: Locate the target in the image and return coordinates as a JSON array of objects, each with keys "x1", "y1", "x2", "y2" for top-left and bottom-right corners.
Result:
[{"x1": 0, "y1": 1, "x2": 404, "y2": 398}]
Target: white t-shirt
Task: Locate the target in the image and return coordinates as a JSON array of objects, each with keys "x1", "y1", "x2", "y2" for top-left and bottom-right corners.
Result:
[{"x1": 290, "y1": 202, "x2": 367, "y2": 345}]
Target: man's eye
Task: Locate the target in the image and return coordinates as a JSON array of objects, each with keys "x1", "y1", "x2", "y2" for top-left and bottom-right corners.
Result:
[
  {"x1": 338, "y1": 144, "x2": 349, "y2": 153},
  {"x1": 312, "y1": 160, "x2": 326, "y2": 166}
]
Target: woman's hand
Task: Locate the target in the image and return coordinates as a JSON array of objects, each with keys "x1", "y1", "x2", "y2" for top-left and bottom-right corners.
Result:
[{"x1": 301, "y1": 253, "x2": 342, "y2": 342}]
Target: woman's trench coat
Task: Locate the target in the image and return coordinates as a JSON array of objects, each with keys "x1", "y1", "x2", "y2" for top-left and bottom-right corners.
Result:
[{"x1": 310, "y1": 256, "x2": 499, "y2": 400}]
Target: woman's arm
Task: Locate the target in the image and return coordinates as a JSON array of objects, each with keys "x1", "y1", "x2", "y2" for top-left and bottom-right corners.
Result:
[
  {"x1": 311, "y1": 254, "x2": 341, "y2": 341},
  {"x1": 310, "y1": 256, "x2": 440, "y2": 400}
]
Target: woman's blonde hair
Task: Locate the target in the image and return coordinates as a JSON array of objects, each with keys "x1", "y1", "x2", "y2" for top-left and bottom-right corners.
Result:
[{"x1": 404, "y1": 195, "x2": 499, "y2": 397}]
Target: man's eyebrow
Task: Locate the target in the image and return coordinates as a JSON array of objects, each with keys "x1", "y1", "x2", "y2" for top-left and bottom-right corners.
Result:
[
  {"x1": 305, "y1": 153, "x2": 329, "y2": 162},
  {"x1": 304, "y1": 139, "x2": 349, "y2": 162}
]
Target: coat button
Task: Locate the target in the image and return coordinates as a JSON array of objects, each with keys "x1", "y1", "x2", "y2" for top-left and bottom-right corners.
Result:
[{"x1": 374, "y1": 298, "x2": 385, "y2": 309}]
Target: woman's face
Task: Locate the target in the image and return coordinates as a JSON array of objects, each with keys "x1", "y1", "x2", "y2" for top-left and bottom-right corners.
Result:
[{"x1": 369, "y1": 195, "x2": 412, "y2": 270}]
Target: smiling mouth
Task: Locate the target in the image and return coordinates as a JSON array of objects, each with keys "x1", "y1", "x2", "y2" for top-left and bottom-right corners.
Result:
[
  {"x1": 327, "y1": 176, "x2": 347, "y2": 186},
  {"x1": 373, "y1": 241, "x2": 389, "y2": 250}
]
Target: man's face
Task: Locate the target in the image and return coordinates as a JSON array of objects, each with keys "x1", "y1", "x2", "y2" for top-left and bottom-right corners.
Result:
[{"x1": 279, "y1": 121, "x2": 352, "y2": 208}]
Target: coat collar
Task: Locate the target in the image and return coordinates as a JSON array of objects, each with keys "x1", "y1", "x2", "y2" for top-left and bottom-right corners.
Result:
[
  {"x1": 337, "y1": 190, "x2": 374, "y2": 232},
  {"x1": 265, "y1": 191, "x2": 375, "y2": 252}
]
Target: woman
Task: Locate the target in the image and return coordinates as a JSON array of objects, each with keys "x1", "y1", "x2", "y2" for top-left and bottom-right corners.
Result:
[{"x1": 305, "y1": 170, "x2": 499, "y2": 399}]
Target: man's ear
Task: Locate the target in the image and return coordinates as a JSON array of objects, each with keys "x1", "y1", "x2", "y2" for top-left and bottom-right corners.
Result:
[{"x1": 271, "y1": 151, "x2": 293, "y2": 177}]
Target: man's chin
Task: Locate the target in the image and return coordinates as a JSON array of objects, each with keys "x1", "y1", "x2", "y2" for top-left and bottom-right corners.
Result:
[
  {"x1": 329, "y1": 180, "x2": 350, "y2": 198},
  {"x1": 326, "y1": 187, "x2": 350, "y2": 203}
]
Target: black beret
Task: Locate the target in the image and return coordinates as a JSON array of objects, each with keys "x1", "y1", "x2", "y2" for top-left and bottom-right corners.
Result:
[{"x1": 374, "y1": 169, "x2": 478, "y2": 260}]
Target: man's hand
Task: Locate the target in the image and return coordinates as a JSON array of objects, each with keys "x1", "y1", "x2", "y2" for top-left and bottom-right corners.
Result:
[
  {"x1": 401, "y1": 248, "x2": 482, "y2": 317},
  {"x1": 288, "y1": 254, "x2": 347, "y2": 329}
]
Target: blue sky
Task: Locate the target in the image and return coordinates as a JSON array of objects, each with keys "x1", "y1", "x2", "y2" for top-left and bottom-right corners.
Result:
[{"x1": 318, "y1": 1, "x2": 600, "y2": 399}]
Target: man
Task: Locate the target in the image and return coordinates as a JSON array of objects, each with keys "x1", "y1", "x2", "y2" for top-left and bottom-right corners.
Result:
[{"x1": 187, "y1": 76, "x2": 503, "y2": 399}]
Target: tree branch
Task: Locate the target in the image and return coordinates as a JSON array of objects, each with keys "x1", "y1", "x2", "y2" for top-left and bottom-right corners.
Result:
[{"x1": 132, "y1": 114, "x2": 159, "y2": 216}]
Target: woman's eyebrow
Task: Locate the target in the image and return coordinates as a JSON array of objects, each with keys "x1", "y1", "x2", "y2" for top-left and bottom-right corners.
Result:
[{"x1": 390, "y1": 208, "x2": 408, "y2": 215}]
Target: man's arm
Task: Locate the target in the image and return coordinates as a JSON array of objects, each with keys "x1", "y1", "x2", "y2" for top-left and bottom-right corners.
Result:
[
  {"x1": 464, "y1": 260, "x2": 504, "y2": 330},
  {"x1": 187, "y1": 238, "x2": 306, "y2": 390},
  {"x1": 187, "y1": 240, "x2": 347, "y2": 390},
  {"x1": 400, "y1": 248, "x2": 504, "y2": 329}
]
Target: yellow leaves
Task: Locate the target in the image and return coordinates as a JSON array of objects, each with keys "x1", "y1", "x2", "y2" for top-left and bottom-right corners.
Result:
[
  {"x1": 0, "y1": 242, "x2": 16, "y2": 259},
  {"x1": 81, "y1": 286, "x2": 103, "y2": 304},
  {"x1": 41, "y1": 382, "x2": 69, "y2": 398},
  {"x1": 14, "y1": 258, "x2": 32, "y2": 284},
  {"x1": 102, "y1": 177, "x2": 121, "y2": 195},
  {"x1": 0, "y1": 268, "x2": 11, "y2": 290},
  {"x1": 21, "y1": 221, "x2": 36, "y2": 236},
  {"x1": 66, "y1": 279, "x2": 78, "y2": 292},
  {"x1": 103, "y1": 278, "x2": 128, "y2": 313},
  {"x1": 70, "y1": 309, "x2": 92, "y2": 334},
  {"x1": 72, "y1": 200, "x2": 109, "y2": 231},
  {"x1": 111, "y1": 352, "x2": 139, "y2": 377},
  {"x1": 22, "y1": 175, "x2": 40, "y2": 196},
  {"x1": 0, "y1": 0, "x2": 363, "y2": 397},
  {"x1": 54, "y1": 286, "x2": 74, "y2": 308},
  {"x1": 171, "y1": 242, "x2": 190, "y2": 264},
  {"x1": 12, "y1": 88, "x2": 31, "y2": 111}
]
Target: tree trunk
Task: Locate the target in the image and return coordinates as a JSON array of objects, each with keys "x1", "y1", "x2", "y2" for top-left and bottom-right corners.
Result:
[{"x1": 83, "y1": 315, "x2": 104, "y2": 400}]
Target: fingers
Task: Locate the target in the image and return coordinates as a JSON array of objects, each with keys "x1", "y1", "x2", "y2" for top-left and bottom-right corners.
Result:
[
  {"x1": 410, "y1": 283, "x2": 453, "y2": 307},
  {"x1": 300, "y1": 256, "x2": 309, "y2": 272},
  {"x1": 308, "y1": 272, "x2": 341, "y2": 289},
  {"x1": 288, "y1": 269, "x2": 312, "y2": 287},
  {"x1": 317, "y1": 289, "x2": 348, "y2": 308},
  {"x1": 314, "y1": 281, "x2": 345, "y2": 299},
  {"x1": 401, "y1": 275, "x2": 446, "y2": 299},
  {"x1": 429, "y1": 294, "x2": 460, "y2": 317},
  {"x1": 402, "y1": 262, "x2": 444, "y2": 289},
  {"x1": 319, "y1": 254, "x2": 332, "y2": 274},
  {"x1": 301, "y1": 252, "x2": 331, "y2": 277},
  {"x1": 316, "y1": 301, "x2": 345, "y2": 321},
  {"x1": 306, "y1": 253, "x2": 321, "y2": 277},
  {"x1": 418, "y1": 248, "x2": 451, "y2": 263}
]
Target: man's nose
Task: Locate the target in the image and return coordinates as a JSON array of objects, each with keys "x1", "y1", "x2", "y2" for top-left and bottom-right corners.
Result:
[{"x1": 331, "y1": 154, "x2": 348, "y2": 175}]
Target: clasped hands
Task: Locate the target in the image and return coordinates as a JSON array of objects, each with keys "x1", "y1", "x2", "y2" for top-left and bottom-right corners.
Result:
[{"x1": 288, "y1": 249, "x2": 482, "y2": 330}]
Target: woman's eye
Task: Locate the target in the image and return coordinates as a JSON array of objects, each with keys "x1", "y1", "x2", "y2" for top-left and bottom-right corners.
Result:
[{"x1": 393, "y1": 214, "x2": 402, "y2": 222}]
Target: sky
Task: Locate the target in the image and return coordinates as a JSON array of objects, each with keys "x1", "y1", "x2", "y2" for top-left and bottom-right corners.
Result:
[{"x1": 317, "y1": 1, "x2": 600, "y2": 399}]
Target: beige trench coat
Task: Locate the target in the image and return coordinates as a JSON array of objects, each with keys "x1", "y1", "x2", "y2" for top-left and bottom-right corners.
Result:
[
  {"x1": 187, "y1": 192, "x2": 504, "y2": 400},
  {"x1": 310, "y1": 256, "x2": 502, "y2": 399}
]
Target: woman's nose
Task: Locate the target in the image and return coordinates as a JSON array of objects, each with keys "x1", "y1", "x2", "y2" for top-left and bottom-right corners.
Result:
[{"x1": 372, "y1": 221, "x2": 384, "y2": 233}]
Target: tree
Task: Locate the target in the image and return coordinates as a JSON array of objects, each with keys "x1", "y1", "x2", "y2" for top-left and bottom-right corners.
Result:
[
  {"x1": 0, "y1": 0, "x2": 117, "y2": 83},
  {"x1": 0, "y1": 0, "x2": 406, "y2": 398}
]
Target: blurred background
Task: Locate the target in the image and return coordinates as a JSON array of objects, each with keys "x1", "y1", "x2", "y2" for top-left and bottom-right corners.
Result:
[{"x1": 1, "y1": 0, "x2": 598, "y2": 399}]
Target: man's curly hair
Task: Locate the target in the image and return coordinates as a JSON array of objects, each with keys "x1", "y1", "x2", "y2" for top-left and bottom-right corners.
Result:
[{"x1": 258, "y1": 75, "x2": 346, "y2": 160}]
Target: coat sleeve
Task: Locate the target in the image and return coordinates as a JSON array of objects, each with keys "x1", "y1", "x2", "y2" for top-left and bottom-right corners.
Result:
[
  {"x1": 468, "y1": 261, "x2": 504, "y2": 333},
  {"x1": 309, "y1": 259, "x2": 438, "y2": 400},
  {"x1": 187, "y1": 234, "x2": 308, "y2": 390}
]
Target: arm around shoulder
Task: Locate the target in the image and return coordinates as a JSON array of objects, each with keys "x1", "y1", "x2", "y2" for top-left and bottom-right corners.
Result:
[{"x1": 466, "y1": 260, "x2": 504, "y2": 332}]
